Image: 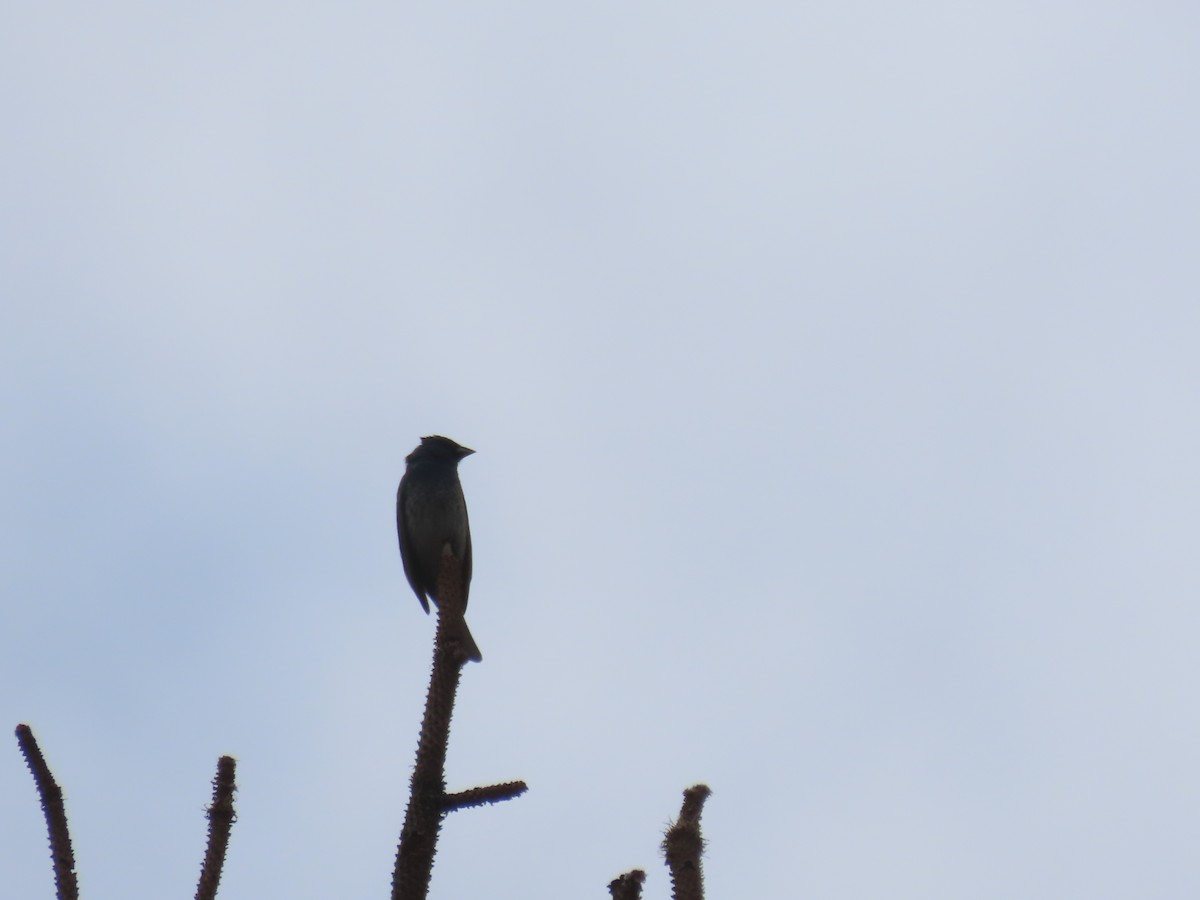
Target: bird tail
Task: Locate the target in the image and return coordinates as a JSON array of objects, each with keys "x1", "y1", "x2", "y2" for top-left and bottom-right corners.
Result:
[{"x1": 445, "y1": 611, "x2": 483, "y2": 663}]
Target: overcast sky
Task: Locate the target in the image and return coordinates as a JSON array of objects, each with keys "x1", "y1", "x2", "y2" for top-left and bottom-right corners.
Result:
[{"x1": 3, "y1": 3, "x2": 1199, "y2": 899}]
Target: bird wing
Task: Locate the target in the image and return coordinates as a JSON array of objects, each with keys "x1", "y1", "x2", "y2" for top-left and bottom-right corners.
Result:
[
  {"x1": 461, "y1": 492, "x2": 472, "y2": 610},
  {"x1": 396, "y1": 477, "x2": 431, "y2": 613}
]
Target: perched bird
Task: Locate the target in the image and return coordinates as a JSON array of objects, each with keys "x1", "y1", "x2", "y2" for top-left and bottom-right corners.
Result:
[{"x1": 396, "y1": 435, "x2": 482, "y2": 662}]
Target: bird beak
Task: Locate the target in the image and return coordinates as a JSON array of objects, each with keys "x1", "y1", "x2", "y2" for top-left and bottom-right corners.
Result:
[{"x1": 460, "y1": 446, "x2": 476, "y2": 457}]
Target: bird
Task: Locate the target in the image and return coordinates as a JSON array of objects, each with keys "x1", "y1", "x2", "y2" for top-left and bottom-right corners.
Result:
[{"x1": 396, "y1": 435, "x2": 483, "y2": 662}]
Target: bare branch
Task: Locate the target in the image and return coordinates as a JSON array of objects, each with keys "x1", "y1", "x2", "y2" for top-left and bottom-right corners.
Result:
[
  {"x1": 393, "y1": 549, "x2": 524, "y2": 899},
  {"x1": 15, "y1": 724, "x2": 79, "y2": 900},
  {"x1": 444, "y1": 780, "x2": 528, "y2": 812},
  {"x1": 662, "y1": 784, "x2": 712, "y2": 900},
  {"x1": 608, "y1": 868, "x2": 647, "y2": 900},
  {"x1": 195, "y1": 755, "x2": 238, "y2": 900}
]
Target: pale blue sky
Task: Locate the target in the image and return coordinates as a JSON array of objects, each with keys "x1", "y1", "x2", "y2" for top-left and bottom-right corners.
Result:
[{"x1": 3, "y1": 3, "x2": 1199, "y2": 898}]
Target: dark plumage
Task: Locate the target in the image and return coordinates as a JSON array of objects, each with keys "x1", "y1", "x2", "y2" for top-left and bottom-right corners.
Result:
[{"x1": 396, "y1": 435, "x2": 482, "y2": 662}]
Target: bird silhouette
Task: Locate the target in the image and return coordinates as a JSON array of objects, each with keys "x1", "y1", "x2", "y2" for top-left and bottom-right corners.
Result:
[{"x1": 396, "y1": 435, "x2": 482, "y2": 662}]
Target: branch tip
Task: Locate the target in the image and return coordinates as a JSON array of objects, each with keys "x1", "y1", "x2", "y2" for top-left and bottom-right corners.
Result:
[{"x1": 15, "y1": 723, "x2": 79, "y2": 900}]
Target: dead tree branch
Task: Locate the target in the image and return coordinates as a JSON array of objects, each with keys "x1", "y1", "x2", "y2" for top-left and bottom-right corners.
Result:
[
  {"x1": 195, "y1": 755, "x2": 238, "y2": 900},
  {"x1": 662, "y1": 784, "x2": 711, "y2": 900},
  {"x1": 392, "y1": 548, "x2": 527, "y2": 900},
  {"x1": 608, "y1": 868, "x2": 647, "y2": 900},
  {"x1": 14, "y1": 724, "x2": 79, "y2": 900}
]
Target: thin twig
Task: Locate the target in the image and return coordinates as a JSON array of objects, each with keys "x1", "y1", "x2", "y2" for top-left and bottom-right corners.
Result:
[
  {"x1": 443, "y1": 780, "x2": 528, "y2": 812},
  {"x1": 15, "y1": 724, "x2": 79, "y2": 900},
  {"x1": 195, "y1": 755, "x2": 238, "y2": 900}
]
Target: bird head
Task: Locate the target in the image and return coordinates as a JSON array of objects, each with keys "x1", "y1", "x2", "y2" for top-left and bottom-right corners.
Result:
[{"x1": 409, "y1": 435, "x2": 475, "y2": 463}]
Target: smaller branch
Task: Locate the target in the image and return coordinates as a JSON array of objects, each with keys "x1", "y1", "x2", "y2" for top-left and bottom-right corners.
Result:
[
  {"x1": 608, "y1": 869, "x2": 646, "y2": 900},
  {"x1": 443, "y1": 780, "x2": 528, "y2": 812},
  {"x1": 14, "y1": 724, "x2": 79, "y2": 900},
  {"x1": 195, "y1": 755, "x2": 238, "y2": 900},
  {"x1": 662, "y1": 784, "x2": 711, "y2": 900}
]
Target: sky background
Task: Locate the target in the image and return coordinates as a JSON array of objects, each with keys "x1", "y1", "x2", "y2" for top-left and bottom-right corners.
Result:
[{"x1": 3, "y1": 3, "x2": 1199, "y2": 898}]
